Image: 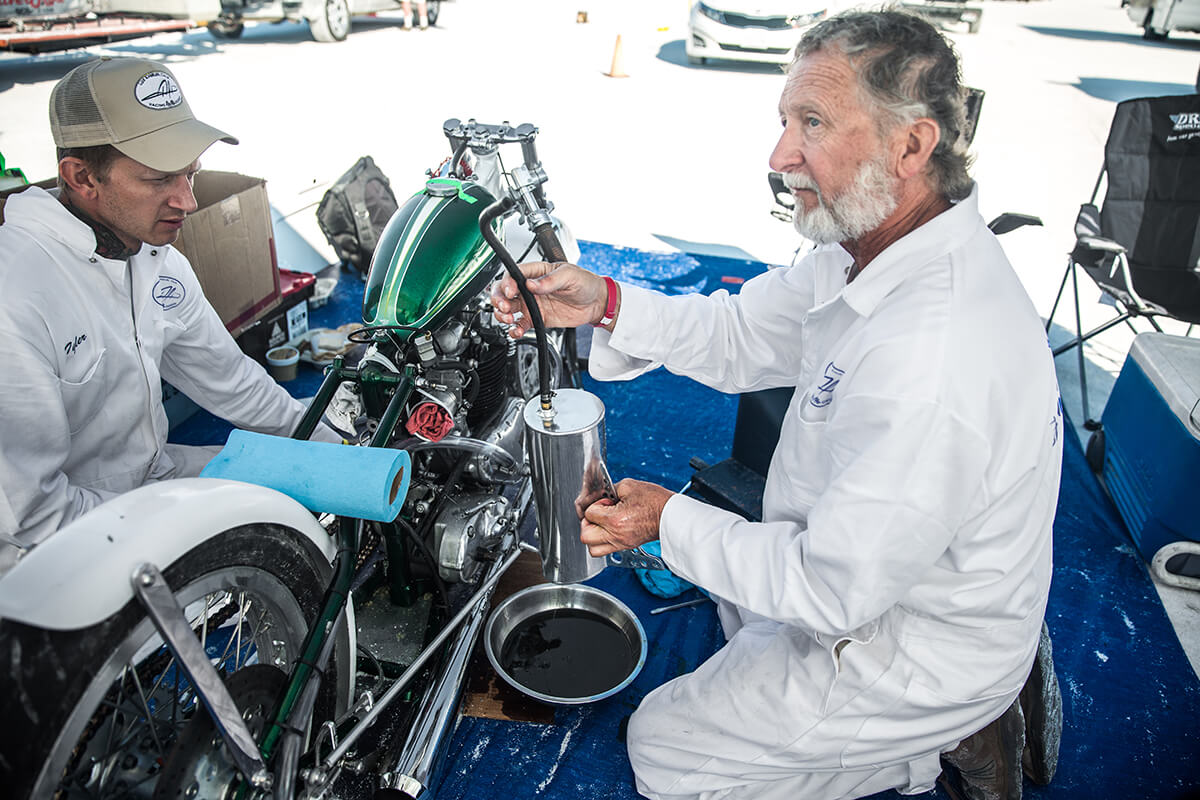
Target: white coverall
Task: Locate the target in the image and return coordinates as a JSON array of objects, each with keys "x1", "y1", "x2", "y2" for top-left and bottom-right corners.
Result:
[
  {"x1": 589, "y1": 186, "x2": 1063, "y2": 800},
  {"x1": 0, "y1": 187, "x2": 339, "y2": 561}
]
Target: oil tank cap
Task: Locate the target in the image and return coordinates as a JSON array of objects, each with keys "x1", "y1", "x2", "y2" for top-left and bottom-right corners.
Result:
[{"x1": 426, "y1": 178, "x2": 462, "y2": 197}]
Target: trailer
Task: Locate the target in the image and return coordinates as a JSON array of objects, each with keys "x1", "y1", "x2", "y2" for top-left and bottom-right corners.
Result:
[{"x1": 0, "y1": 1, "x2": 217, "y2": 53}]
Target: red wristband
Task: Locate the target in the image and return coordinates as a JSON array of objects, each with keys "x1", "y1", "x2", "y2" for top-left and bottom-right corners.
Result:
[{"x1": 595, "y1": 276, "x2": 618, "y2": 328}]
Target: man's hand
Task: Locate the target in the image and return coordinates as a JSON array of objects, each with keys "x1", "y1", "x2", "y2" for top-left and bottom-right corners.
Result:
[
  {"x1": 580, "y1": 478, "x2": 673, "y2": 557},
  {"x1": 490, "y1": 261, "x2": 613, "y2": 339}
]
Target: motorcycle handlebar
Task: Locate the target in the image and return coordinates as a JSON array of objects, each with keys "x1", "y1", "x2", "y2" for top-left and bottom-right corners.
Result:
[{"x1": 532, "y1": 222, "x2": 567, "y2": 263}]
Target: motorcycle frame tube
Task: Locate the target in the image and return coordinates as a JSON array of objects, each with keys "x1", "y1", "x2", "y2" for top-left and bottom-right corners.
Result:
[
  {"x1": 291, "y1": 358, "x2": 417, "y2": 442},
  {"x1": 260, "y1": 515, "x2": 358, "y2": 764},
  {"x1": 266, "y1": 369, "x2": 418, "y2": 764},
  {"x1": 291, "y1": 357, "x2": 354, "y2": 440}
]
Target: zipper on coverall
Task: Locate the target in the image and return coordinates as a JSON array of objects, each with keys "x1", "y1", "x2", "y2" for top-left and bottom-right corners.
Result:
[{"x1": 126, "y1": 260, "x2": 160, "y2": 454}]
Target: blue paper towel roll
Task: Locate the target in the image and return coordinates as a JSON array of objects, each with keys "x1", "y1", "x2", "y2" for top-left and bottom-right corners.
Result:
[{"x1": 201, "y1": 430, "x2": 411, "y2": 522}]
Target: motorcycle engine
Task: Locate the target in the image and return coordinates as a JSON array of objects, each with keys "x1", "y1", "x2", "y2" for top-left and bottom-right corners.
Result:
[{"x1": 341, "y1": 285, "x2": 544, "y2": 590}]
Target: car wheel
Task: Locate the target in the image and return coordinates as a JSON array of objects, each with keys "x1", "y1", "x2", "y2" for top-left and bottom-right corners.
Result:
[
  {"x1": 207, "y1": 17, "x2": 244, "y2": 38},
  {"x1": 311, "y1": 0, "x2": 351, "y2": 42},
  {"x1": 426, "y1": 0, "x2": 440, "y2": 27},
  {"x1": 1085, "y1": 428, "x2": 1106, "y2": 475}
]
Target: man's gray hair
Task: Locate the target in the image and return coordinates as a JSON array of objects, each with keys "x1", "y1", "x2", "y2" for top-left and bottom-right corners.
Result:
[{"x1": 792, "y1": 9, "x2": 973, "y2": 201}]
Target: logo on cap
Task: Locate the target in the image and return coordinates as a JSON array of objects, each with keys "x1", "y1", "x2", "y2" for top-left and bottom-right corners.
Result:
[{"x1": 134, "y1": 71, "x2": 182, "y2": 110}]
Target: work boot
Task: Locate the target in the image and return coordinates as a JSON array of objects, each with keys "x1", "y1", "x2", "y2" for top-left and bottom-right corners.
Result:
[
  {"x1": 1020, "y1": 623, "x2": 1063, "y2": 786},
  {"x1": 942, "y1": 698, "x2": 1026, "y2": 800}
]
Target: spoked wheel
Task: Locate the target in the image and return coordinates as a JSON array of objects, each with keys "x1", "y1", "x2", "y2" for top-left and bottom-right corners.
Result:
[
  {"x1": 3, "y1": 525, "x2": 344, "y2": 800},
  {"x1": 154, "y1": 665, "x2": 288, "y2": 799}
]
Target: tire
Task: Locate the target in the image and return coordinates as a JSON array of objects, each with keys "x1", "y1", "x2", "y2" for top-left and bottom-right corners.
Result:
[
  {"x1": 1, "y1": 524, "x2": 346, "y2": 800},
  {"x1": 1142, "y1": 9, "x2": 1169, "y2": 39},
  {"x1": 1085, "y1": 428, "x2": 1106, "y2": 474},
  {"x1": 207, "y1": 18, "x2": 245, "y2": 39},
  {"x1": 311, "y1": 0, "x2": 351, "y2": 42}
]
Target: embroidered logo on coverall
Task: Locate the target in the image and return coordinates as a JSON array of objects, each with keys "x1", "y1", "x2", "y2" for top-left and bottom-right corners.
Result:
[
  {"x1": 810, "y1": 361, "x2": 844, "y2": 407},
  {"x1": 152, "y1": 276, "x2": 186, "y2": 310}
]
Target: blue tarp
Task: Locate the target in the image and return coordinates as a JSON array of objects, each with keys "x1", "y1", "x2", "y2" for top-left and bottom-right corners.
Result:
[{"x1": 172, "y1": 241, "x2": 1200, "y2": 800}]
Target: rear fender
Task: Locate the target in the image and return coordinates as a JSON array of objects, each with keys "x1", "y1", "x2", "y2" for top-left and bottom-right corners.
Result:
[{"x1": 0, "y1": 478, "x2": 336, "y2": 631}]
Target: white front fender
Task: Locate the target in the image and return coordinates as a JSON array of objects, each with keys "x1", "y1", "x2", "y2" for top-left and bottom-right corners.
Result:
[{"x1": 0, "y1": 478, "x2": 336, "y2": 631}]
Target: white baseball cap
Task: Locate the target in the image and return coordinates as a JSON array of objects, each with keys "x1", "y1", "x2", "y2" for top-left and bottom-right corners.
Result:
[{"x1": 50, "y1": 56, "x2": 237, "y2": 172}]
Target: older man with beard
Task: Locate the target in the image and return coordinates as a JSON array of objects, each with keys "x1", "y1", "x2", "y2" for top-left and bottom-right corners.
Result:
[{"x1": 492, "y1": 9, "x2": 1062, "y2": 800}]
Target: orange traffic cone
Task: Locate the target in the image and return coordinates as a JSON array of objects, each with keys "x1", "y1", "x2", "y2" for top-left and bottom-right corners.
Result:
[{"x1": 606, "y1": 34, "x2": 629, "y2": 78}]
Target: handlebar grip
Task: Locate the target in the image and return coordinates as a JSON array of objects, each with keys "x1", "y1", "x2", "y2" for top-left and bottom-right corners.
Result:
[
  {"x1": 517, "y1": 124, "x2": 539, "y2": 169},
  {"x1": 532, "y1": 222, "x2": 567, "y2": 263}
]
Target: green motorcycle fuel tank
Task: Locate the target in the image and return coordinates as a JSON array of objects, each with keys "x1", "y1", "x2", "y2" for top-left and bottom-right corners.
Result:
[{"x1": 362, "y1": 178, "x2": 501, "y2": 339}]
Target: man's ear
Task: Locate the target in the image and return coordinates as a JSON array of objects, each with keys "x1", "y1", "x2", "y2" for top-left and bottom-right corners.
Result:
[
  {"x1": 895, "y1": 118, "x2": 941, "y2": 181},
  {"x1": 58, "y1": 157, "x2": 101, "y2": 200}
]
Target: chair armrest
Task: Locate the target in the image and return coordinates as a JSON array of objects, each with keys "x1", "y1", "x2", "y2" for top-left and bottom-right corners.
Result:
[{"x1": 1077, "y1": 235, "x2": 1126, "y2": 254}]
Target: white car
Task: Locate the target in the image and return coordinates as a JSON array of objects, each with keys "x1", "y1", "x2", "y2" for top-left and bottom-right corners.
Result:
[
  {"x1": 1123, "y1": 0, "x2": 1200, "y2": 40},
  {"x1": 686, "y1": 1, "x2": 828, "y2": 67},
  {"x1": 210, "y1": 0, "x2": 441, "y2": 43}
]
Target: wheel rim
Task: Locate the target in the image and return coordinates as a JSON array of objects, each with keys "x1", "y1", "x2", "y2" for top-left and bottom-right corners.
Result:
[
  {"x1": 328, "y1": 0, "x2": 350, "y2": 38},
  {"x1": 32, "y1": 566, "x2": 309, "y2": 799}
]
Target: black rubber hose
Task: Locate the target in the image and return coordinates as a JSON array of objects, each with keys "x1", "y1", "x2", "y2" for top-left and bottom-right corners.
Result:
[
  {"x1": 479, "y1": 197, "x2": 553, "y2": 410},
  {"x1": 394, "y1": 517, "x2": 450, "y2": 611}
]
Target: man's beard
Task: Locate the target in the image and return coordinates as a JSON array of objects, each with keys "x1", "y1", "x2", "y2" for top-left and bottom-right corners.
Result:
[{"x1": 783, "y1": 155, "x2": 899, "y2": 245}]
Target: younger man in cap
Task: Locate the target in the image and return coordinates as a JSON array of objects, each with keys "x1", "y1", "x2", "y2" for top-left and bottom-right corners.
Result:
[{"x1": 0, "y1": 57, "x2": 341, "y2": 568}]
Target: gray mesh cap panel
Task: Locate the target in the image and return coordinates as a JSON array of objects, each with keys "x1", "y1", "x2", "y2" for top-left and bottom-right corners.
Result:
[{"x1": 49, "y1": 61, "x2": 110, "y2": 147}]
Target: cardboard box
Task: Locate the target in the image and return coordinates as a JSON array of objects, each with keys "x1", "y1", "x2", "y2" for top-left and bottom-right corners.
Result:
[
  {"x1": 174, "y1": 171, "x2": 281, "y2": 338},
  {"x1": 236, "y1": 269, "x2": 315, "y2": 365}
]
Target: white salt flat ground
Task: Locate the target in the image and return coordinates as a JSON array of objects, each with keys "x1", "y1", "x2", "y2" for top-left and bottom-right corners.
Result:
[{"x1": 1, "y1": 0, "x2": 1197, "y2": 673}]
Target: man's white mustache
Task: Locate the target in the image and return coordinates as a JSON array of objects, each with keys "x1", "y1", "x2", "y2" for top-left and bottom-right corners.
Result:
[{"x1": 781, "y1": 172, "x2": 821, "y2": 195}]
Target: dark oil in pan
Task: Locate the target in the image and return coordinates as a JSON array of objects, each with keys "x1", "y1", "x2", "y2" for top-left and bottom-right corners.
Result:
[{"x1": 499, "y1": 609, "x2": 637, "y2": 699}]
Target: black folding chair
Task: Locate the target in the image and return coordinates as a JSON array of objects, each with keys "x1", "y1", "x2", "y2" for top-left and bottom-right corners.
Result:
[{"x1": 1047, "y1": 93, "x2": 1200, "y2": 428}]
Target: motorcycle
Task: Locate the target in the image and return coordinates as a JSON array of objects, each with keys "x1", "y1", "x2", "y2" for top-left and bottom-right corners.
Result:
[{"x1": 0, "y1": 119, "x2": 585, "y2": 800}]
